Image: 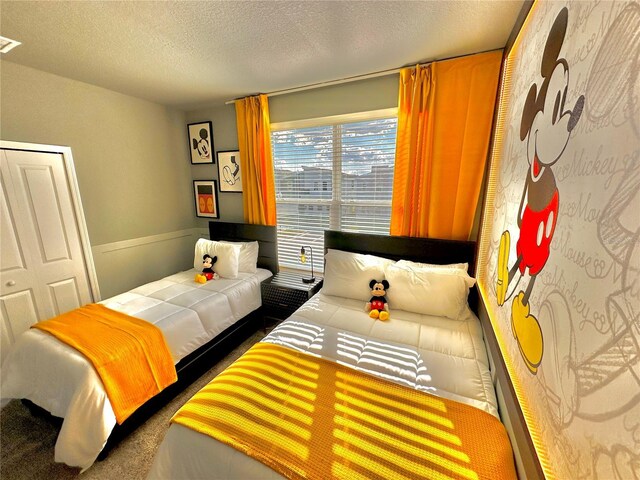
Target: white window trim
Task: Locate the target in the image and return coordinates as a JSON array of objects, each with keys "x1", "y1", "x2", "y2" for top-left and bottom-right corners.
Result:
[
  {"x1": 272, "y1": 110, "x2": 398, "y2": 271},
  {"x1": 271, "y1": 107, "x2": 398, "y2": 131}
]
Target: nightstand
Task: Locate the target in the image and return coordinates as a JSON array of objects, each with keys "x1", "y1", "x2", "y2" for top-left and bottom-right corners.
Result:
[{"x1": 261, "y1": 272, "x2": 323, "y2": 325}]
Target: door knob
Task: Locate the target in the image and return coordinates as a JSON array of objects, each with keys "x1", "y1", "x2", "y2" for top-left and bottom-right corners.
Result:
[{"x1": 6, "y1": 280, "x2": 16, "y2": 287}]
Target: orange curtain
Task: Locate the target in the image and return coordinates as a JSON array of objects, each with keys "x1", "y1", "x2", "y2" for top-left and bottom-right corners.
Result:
[
  {"x1": 390, "y1": 50, "x2": 502, "y2": 240},
  {"x1": 235, "y1": 94, "x2": 277, "y2": 225}
]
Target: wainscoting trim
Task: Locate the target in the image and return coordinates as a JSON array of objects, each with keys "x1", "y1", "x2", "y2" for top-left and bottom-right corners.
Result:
[{"x1": 92, "y1": 228, "x2": 203, "y2": 255}]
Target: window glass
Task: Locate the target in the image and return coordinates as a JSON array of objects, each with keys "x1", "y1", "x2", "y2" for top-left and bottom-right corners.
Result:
[{"x1": 272, "y1": 116, "x2": 397, "y2": 272}]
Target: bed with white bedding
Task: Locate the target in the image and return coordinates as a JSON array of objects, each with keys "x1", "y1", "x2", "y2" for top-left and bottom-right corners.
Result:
[
  {"x1": 147, "y1": 231, "x2": 516, "y2": 480},
  {"x1": 0, "y1": 222, "x2": 277, "y2": 471}
]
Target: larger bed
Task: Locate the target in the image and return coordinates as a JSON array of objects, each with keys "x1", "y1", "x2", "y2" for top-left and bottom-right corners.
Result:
[
  {"x1": 0, "y1": 222, "x2": 277, "y2": 471},
  {"x1": 148, "y1": 230, "x2": 516, "y2": 479}
]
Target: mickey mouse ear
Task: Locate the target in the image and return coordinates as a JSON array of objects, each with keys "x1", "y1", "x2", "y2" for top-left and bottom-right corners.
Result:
[{"x1": 541, "y1": 7, "x2": 568, "y2": 77}]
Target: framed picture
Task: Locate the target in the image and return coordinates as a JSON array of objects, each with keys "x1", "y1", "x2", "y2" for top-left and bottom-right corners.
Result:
[
  {"x1": 193, "y1": 180, "x2": 219, "y2": 218},
  {"x1": 217, "y1": 150, "x2": 243, "y2": 192},
  {"x1": 187, "y1": 121, "x2": 214, "y2": 164}
]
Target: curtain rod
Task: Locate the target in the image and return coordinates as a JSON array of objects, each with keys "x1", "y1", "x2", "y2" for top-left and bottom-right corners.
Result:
[
  {"x1": 224, "y1": 48, "x2": 502, "y2": 105},
  {"x1": 224, "y1": 68, "x2": 400, "y2": 105}
]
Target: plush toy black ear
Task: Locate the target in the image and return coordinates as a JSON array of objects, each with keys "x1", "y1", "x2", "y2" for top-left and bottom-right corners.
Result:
[
  {"x1": 211, "y1": 256, "x2": 217, "y2": 264},
  {"x1": 203, "y1": 254, "x2": 209, "y2": 261},
  {"x1": 382, "y1": 280, "x2": 389, "y2": 290},
  {"x1": 369, "y1": 279, "x2": 378, "y2": 289}
]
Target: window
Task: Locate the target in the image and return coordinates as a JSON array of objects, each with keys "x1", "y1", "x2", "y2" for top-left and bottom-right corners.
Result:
[{"x1": 272, "y1": 110, "x2": 398, "y2": 272}]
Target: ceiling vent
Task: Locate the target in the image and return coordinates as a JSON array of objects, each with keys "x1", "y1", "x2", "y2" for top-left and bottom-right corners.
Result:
[{"x1": 0, "y1": 36, "x2": 21, "y2": 54}]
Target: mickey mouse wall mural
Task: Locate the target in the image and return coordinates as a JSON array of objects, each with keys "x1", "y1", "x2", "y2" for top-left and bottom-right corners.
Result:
[{"x1": 496, "y1": 7, "x2": 585, "y2": 374}]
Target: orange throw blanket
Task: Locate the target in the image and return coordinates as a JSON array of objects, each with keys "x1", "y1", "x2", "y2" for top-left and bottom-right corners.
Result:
[
  {"x1": 33, "y1": 303, "x2": 177, "y2": 424},
  {"x1": 172, "y1": 343, "x2": 516, "y2": 480}
]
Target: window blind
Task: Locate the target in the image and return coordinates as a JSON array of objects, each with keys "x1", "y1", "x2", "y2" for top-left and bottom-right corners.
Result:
[{"x1": 272, "y1": 116, "x2": 397, "y2": 272}]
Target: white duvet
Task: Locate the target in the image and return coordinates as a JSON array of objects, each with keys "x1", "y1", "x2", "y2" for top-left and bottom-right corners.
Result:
[
  {"x1": 0, "y1": 268, "x2": 271, "y2": 471},
  {"x1": 148, "y1": 291, "x2": 498, "y2": 480}
]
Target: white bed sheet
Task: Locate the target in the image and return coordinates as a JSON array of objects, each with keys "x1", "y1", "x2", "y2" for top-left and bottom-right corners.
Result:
[
  {"x1": 0, "y1": 268, "x2": 271, "y2": 471},
  {"x1": 148, "y1": 291, "x2": 498, "y2": 480}
]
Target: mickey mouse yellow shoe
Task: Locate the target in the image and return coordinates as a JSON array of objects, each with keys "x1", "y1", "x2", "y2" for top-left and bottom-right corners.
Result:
[
  {"x1": 511, "y1": 292, "x2": 543, "y2": 374},
  {"x1": 379, "y1": 311, "x2": 389, "y2": 321},
  {"x1": 369, "y1": 309, "x2": 380, "y2": 319},
  {"x1": 497, "y1": 231, "x2": 510, "y2": 306}
]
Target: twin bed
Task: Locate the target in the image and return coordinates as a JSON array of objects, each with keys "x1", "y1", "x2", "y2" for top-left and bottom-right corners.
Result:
[
  {"x1": 0, "y1": 222, "x2": 277, "y2": 470},
  {"x1": 1, "y1": 225, "x2": 517, "y2": 478},
  {"x1": 148, "y1": 230, "x2": 516, "y2": 479}
]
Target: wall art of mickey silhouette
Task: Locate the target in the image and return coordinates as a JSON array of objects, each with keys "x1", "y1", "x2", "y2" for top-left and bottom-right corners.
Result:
[
  {"x1": 496, "y1": 7, "x2": 585, "y2": 374},
  {"x1": 217, "y1": 150, "x2": 243, "y2": 192},
  {"x1": 187, "y1": 121, "x2": 214, "y2": 164}
]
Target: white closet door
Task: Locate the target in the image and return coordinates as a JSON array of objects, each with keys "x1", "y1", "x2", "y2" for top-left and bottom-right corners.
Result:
[{"x1": 0, "y1": 148, "x2": 94, "y2": 362}]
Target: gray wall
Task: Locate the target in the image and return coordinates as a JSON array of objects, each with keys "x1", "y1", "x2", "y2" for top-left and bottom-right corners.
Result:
[
  {"x1": 1, "y1": 61, "x2": 197, "y2": 298},
  {"x1": 186, "y1": 74, "x2": 400, "y2": 226},
  {"x1": 269, "y1": 74, "x2": 399, "y2": 123},
  {"x1": 0, "y1": 62, "x2": 400, "y2": 297},
  {"x1": 186, "y1": 103, "x2": 244, "y2": 227},
  {"x1": 0, "y1": 60, "x2": 481, "y2": 298},
  {"x1": 190, "y1": 73, "x2": 485, "y2": 241}
]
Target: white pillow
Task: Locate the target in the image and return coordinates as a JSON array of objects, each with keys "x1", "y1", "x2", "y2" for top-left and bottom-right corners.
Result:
[
  {"x1": 385, "y1": 263, "x2": 475, "y2": 319},
  {"x1": 220, "y1": 240, "x2": 259, "y2": 274},
  {"x1": 396, "y1": 259, "x2": 469, "y2": 273},
  {"x1": 322, "y1": 249, "x2": 395, "y2": 301},
  {"x1": 193, "y1": 239, "x2": 241, "y2": 279}
]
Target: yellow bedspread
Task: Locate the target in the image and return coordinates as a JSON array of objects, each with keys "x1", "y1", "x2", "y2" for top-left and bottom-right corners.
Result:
[
  {"x1": 172, "y1": 343, "x2": 516, "y2": 480},
  {"x1": 33, "y1": 303, "x2": 177, "y2": 424}
]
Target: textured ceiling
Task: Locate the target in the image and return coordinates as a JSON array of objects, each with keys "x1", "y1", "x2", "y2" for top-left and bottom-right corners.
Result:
[{"x1": 0, "y1": 1, "x2": 523, "y2": 110}]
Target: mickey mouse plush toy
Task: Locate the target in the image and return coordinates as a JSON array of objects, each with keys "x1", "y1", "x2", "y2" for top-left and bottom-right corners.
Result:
[
  {"x1": 366, "y1": 279, "x2": 390, "y2": 321},
  {"x1": 195, "y1": 254, "x2": 218, "y2": 283}
]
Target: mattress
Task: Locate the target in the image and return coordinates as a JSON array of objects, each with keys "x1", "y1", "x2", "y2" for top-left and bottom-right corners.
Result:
[
  {"x1": 0, "y1": 267, "x2": 272, "y2": 471},
  {"x1": 148, "y1": 291, "x2": 499, "y2": 479}
]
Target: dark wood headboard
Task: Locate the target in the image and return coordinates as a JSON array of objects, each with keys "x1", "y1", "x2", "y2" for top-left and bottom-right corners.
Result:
[
  {"x1": 324, "y1": 230, "x2": 478, "y2": 313},
  {"x1": 209, "y1": 222, "x2": 278, "y2": 275}
]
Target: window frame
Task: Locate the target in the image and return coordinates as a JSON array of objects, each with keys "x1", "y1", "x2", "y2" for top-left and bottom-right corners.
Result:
[{"x1": 271, "y1": 108, "x2": 398, "y2": 272}]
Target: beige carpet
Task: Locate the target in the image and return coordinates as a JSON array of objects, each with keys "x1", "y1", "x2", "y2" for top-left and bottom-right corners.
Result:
[{"x1": 0, "y1": 330, "x2": 265, "y2": 480}]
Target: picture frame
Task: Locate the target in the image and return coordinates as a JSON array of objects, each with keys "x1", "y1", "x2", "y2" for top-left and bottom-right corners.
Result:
[
  {"x1": 217, "y1": 150, "x2": 243, "y2": 192},
  {"x1": 187, "y1": 121, "x2": 214, "y2": 164},
  {"x1": 193, "y1": 180, "x2": 219, "y2": 218}
]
